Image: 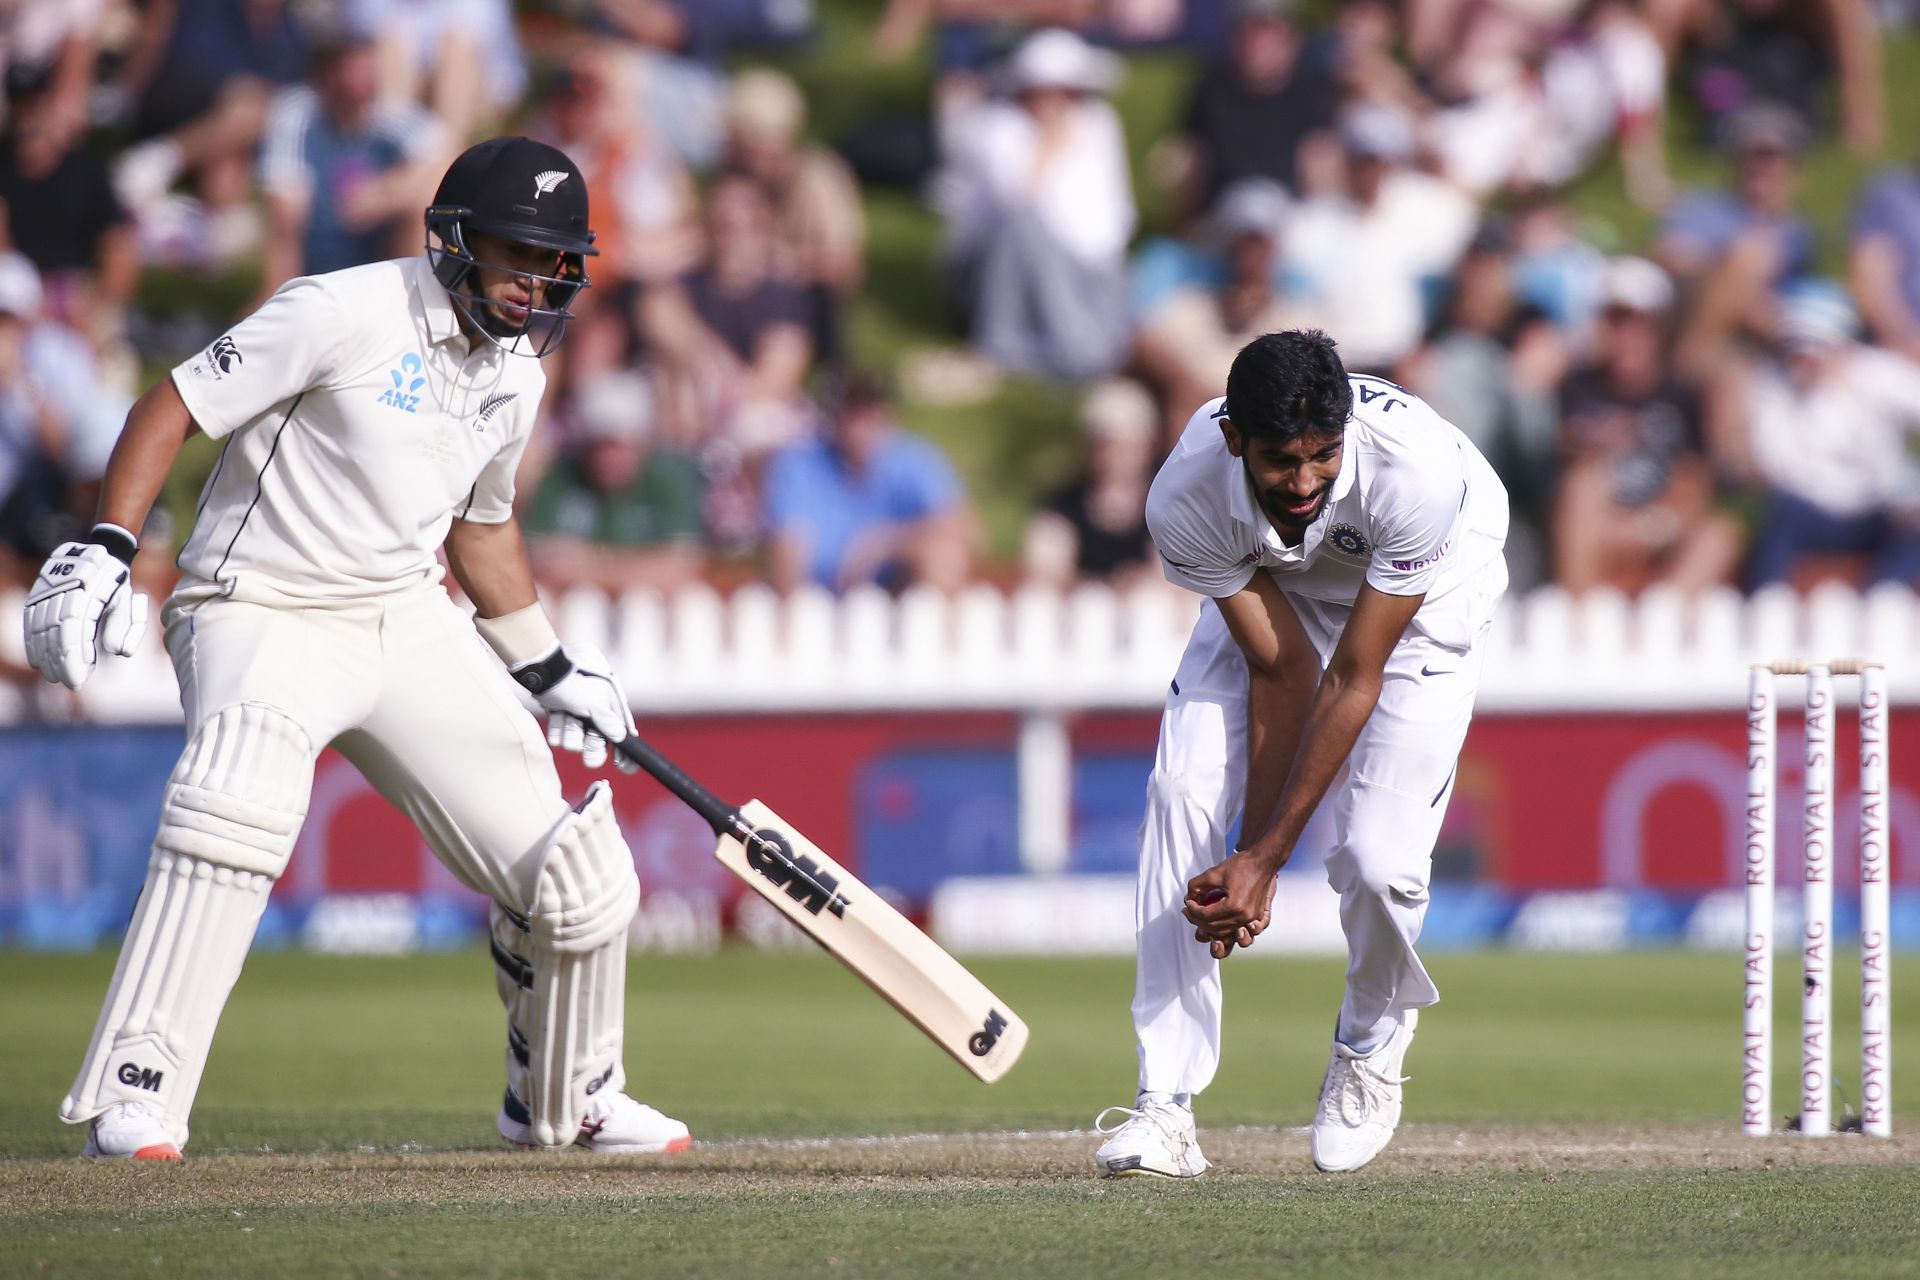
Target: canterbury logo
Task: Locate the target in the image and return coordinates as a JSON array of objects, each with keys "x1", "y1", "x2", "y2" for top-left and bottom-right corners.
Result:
[
  {"x1": 474, "y1": 391, "x2": 518, "y2": 429},
  {"x1": 532, "y1": 170, "x2": 569, "y2": 197},
  {"x1": 209, "y1": 335, "x2": 242, "y2": 374}
]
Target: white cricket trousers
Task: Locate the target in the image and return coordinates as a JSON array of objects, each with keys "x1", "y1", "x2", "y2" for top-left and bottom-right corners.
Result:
[
  {"x1": 163, "y1": 586, "x2": 571, "y2": 905},
  {"x1": 60, "y1": 582, "x2": 574, "y2": 1137},
  {"x1": 1131, "y1": 599, "x2": 1486, "y2": 1096}
]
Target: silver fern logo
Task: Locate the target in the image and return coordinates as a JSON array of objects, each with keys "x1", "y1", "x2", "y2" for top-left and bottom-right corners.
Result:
[
  {"x1": 474, "y1": 391, "x2": 518, "y2": 430},
  {"x1": 532, "y1": 170, "x2": 569, "y2": 197}
]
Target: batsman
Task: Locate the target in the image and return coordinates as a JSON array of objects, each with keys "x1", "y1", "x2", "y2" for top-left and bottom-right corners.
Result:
[
  {"x1": 1093, "y1": 331, "x2": 1509, "y2": 1177},
  {"x1": 19, "y1": 138, "x2": 691, "y2": 1160}
]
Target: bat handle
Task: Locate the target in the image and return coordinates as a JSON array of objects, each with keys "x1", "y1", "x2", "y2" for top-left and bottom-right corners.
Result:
[{"x1": 612, "y1": 733, "x2": 742, "y2": 836}]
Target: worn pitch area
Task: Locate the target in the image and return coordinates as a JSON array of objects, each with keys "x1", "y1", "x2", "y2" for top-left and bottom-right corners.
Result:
[{"x1": 2, "y1": 1124, "x2": 1917, "y2": 1212}]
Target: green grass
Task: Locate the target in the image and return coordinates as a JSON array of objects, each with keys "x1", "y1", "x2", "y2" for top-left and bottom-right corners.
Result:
[
  {"x1": 4, "y1": 949, "x2": 1916, "y2": 1152},
  {"x1": 14, "y1": 1167, "x2": 1920, "y2": 1280},
  {"x1": 4, "y1": 949, "x2": 1918, "y2": 1276}
]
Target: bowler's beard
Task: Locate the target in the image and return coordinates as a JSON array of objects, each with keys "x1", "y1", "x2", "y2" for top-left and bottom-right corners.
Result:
[{"x1": 1247, "y1": 460, "x2": 1331, "y2": 529}]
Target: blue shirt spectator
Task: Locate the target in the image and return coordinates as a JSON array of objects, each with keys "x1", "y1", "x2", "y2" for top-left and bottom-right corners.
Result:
[
  {"x1": 257, "y1": 27, "x2": 448, "y2": 291},
  {"x1": 1657, "y1": 104, "x2": 1814, "y2": 284},
  {"x1": 1659, "y1": 190, "x2": 1815, "y2": 281},
  {"x1": 765, "y1": 376, "x2": 974, "y2": 593},
  {"x1": 1849, "y1": 166, "x2": 1920, "y2": 361}
]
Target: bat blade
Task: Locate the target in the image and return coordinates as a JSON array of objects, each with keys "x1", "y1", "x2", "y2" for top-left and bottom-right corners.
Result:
[{"x1": 714, "y1": 799, "x2": 1029, "y2": 1083}]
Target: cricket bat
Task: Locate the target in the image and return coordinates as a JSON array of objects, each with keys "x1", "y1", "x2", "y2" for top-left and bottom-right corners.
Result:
[{"x1": 613, "y1": 733, "x2": 1029, "y2": 1083}]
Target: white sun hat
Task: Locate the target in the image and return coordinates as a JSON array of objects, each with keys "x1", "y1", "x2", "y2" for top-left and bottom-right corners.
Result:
[{"x1": 1005, "y1": 28, "x2": 1122, "y2": 95}]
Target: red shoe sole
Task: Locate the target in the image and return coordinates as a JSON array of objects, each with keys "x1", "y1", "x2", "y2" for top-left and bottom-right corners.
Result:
[
  {"x1": 133, "y1": 1144, "x2": 182, "y2": 1160},
  {"x1": 661, "y1": 1135, "x2": 692, "y2": 1154}
]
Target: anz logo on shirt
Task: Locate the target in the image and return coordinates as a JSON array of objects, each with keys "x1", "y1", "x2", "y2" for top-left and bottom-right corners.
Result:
[{"x1": 377, "y1": 353, "x2": 427, "y2": 413}]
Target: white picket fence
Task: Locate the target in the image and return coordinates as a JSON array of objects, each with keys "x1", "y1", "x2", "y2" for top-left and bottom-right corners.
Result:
[
  {"x1": 4, "y1": 579, "x2": 1916, "y2": 726},
  {"x1": 553, "y1": 579, "x2": 1917, "y2": 715},
  {"x1": 4, "y1": 579, "x2": 1911, "y2": 875}
]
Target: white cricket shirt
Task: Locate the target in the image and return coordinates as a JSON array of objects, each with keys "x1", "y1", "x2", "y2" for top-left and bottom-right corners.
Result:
[
  {"x1": 1146, "y1": 376, "x2": 1509, "y2": 653},
  {"x1": 170, "y1": 256, "x2": 547, "y2": 604}
]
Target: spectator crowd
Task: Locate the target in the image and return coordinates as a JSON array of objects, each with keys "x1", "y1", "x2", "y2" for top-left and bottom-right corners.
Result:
[{"x1": 2, "y1": 0, "x2": 1918, "y2": 631}]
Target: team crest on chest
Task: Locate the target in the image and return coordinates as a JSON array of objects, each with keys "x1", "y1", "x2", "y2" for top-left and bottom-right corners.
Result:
[{"x1": 1328, "y1": 523, "x2": 1372, "y2": 558}]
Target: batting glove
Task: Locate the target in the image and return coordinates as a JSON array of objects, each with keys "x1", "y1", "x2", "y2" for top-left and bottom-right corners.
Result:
[
  {"x1": 22, "y1": 526, "x2": 150, "y2": 690},
  {"x1": 511, "y1": 642, "x2": 639, "y2": 772}
]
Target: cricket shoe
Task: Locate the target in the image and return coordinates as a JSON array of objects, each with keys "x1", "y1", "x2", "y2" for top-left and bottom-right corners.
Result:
[
  {"x1": 1310, "y1": 1011, "x2": 1417, "y2": 1173},
  {"x1": 1092, "y1": 1100, "x2": 1209, "y2": 1178},
  {"x1": 81, "y1": 1102, "x2": 183, "y2": 1161},
  {"x1": 498, "y1": 1088, "x2": 692, "y2": 1154}
]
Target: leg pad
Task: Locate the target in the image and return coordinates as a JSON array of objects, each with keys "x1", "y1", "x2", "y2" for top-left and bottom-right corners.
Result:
[
  {"x1": 61, "y1": 703, "x2": 312, "y2": 1139},
  {"x1": 495, "y1": 781, "x2": 638, "y2": 1146}
]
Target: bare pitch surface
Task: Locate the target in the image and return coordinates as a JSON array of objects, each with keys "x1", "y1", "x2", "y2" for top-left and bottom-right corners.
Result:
[
  {"x1": 5, "y1": 1123, "x2": 1919, "y2": 1206},
  {"x1": 6, "y1": 1127, "x2": 1920, "y2": 1279},
  {"x1": 5, "y1": 949, "x2": 1918, "y2": 1277}
]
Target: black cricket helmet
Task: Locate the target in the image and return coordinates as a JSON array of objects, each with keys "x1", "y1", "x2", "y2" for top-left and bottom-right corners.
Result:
[{"x1": 425, "y1": 136, "x2": 597, "y2": 357}]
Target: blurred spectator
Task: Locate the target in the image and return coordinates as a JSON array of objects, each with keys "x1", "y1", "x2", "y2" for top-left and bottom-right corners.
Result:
[
  {"x1": 1666, "y1": 104, "x2": 1823, "y2": 380},
  {"x1": 1423, "y1": 1, "x2": 1668, "y2": 206},
  {"x1": 639, "y1": 169, "x2": 814, "y2": 452},
  {"x1": 587, "y1": 0, "x2": 814, "y2": 170},
  {"x1": 1657, "y1": 102, "x2": 1814, "y2": 286},
  {"x1": 1710, "y1": 280, "x2": 1920, "y2": 591},
  {"x1": 939, "y1": 28, "x2": 1135, "y2": 381},
  {"x1": 353, "y1": 0, "x2": 527, "y2": 141},
  {"x1": 1308, "y1": 0, "x2": 1426, "y2": 125},
  {"x1": 535, "y1": 44, "x2": 700, "y2": 286},
  {"x1": 0, "y1": 254, "x2": 79, "y2": 570},
  {"x1": 1133, "y1": 179, "x2": 1318, "y2": 444},
  {"x1": 1506, "y1": 192, "x2": 1609, "y2": 337},
  {"x1": 1023, "y1": 377, "x2": 1158, "y2": 589},
  {"x1": 0, "y1": 0, "x2": 102, "y2": 162},
  {"x1": 106, "y1": 0, "x2": 307, "y2": 270},
  {"x1": 523, "y1": 371, "x2": 707, "y2": 593},
  {"x1": 1553, "y1": 256, "x2": 1742, "y2": 597},
  {"x1": 764, "y1": 373, "x2": 977, "y2": 594},
  {"x1": 1848, "y1": 138, "x2": 1920, "y2": 364},
  {"x1": 1282, "y1": 104, "x2": 1477, "y2": 375},
  {"x1": 724, "y1": 68, "x2": 867, "y2": 368},
  {"x1": 1402, "y1": 224, "x2": 1562, "y2": 586},
  {"x1": 256, "y1": 23, "x2": 452, "y2": 297},
  {"x1": 1505, "y1": 191, "x2": 1612, "y2": 339},
  {"x1": 0, "y1": 69, "x2": 137, "y2": 351},
  {"x1": 1655, "y1": 0, "x2": 1883, "y2": 154},
  {"x1": 1167, "y1": 0, "x2": 1338, "y2": 213}
]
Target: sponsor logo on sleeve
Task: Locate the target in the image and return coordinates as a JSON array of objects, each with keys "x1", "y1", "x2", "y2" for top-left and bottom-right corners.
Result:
[
  {"x1": 1390, "y1": 540, "x2": 1452, "y2": 573},
  {"x1": 376, "y1": 352, "x2": 427, "y2": 414},
  {"x1": 209, "y1": 335, "x2": 242, "y2": 374}
]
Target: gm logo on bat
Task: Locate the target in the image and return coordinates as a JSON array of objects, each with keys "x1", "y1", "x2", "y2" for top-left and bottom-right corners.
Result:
[
  {"x1": 970, "y1": 1010, "x2": 1009, "y2": 1057},
  {"x1": 746, "y1": 828, "x2": 851, "y2": 918}
]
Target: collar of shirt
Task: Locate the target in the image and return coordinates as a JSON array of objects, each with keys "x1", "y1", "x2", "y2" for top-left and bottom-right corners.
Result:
[
  {"x1": 411, "y1": 256, "x2": 472, "y2": 355},
  {"x1": 1224, "y1": 426, "x2": 1359, "y2": 563}
]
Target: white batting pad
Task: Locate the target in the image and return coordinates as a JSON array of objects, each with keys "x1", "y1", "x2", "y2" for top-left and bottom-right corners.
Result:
[
  {"x1": 514, "y1": 781, "x2": 639, "y2": 1146},
  {"x1": 62, "y1": 703, "x2": 312, "y2": 1138}
]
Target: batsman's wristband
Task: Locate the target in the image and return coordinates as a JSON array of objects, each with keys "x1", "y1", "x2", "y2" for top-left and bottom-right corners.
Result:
[
  {"x1": 475, "y1": 602, "x2": 561, "y2": 668},
  {"x1": 89, "y1": 523, "x2": 139, "y2": 566},
  {"x1": 509, "y1": 645, "x2": 574, "y2": 695}
]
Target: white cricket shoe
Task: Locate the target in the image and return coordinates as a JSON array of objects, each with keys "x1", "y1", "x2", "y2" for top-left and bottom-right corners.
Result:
[
  {"x1": 1310, "y1": 1011, "x2": 1417, "y2": 1173},
  {"x1": 81, "y1": 1102, "x2": 183, "y2": 1161},
  {"x1": 1092, "y1": 1101, "x2": 1209, "y2": 1179},
  {"x1": 498, "y1": 1089, "x2": 692, "y2": 1154}
]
